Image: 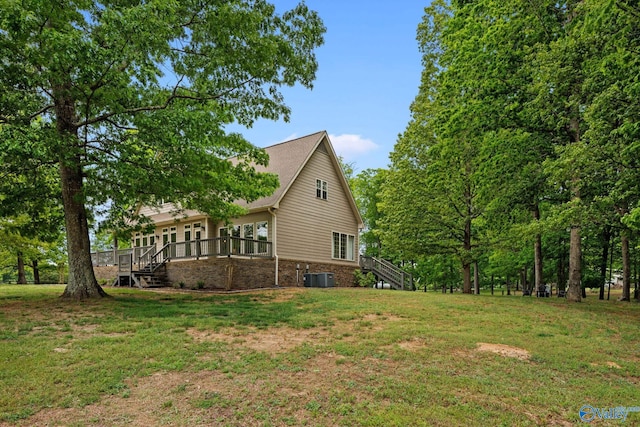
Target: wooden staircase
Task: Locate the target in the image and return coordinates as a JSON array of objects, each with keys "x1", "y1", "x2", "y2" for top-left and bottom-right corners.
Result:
[
  {"x1": 360, "y1": 256, "x2": 414, "y2": 291},
  {"x1": 114, "y1": 244, "x2": 171, "y2": 288},
  {"x1": 132, "y1": 262, "x2": 169, "y2": 288}
]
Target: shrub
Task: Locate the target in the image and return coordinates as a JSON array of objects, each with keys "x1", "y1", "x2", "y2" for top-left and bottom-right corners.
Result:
[{"x1": 353, "y1": 270, "x2": 377, "y2": 287}]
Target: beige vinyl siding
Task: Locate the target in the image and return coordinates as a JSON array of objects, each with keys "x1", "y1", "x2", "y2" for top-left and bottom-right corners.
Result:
[
  {"x1": 138, "y1": 202, "x2": 202, "y2": 218},
  {"x1": 276, "y1": 143, "x2": 359, "y2": 264},
  {"x1": 138, "y1": 203, "x2": 208, "y2": 237}
]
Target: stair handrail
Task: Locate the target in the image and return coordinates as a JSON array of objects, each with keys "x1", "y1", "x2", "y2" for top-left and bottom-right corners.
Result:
[
  {"x1": 149, "y1": 242, "x2": 173, "y2": 271},
  {"x1": 137, "y1": 243, "x2": 157, "y2": 271},
  {"x1": 363, "y1": 256, "x2": 414, "y2": 291}
]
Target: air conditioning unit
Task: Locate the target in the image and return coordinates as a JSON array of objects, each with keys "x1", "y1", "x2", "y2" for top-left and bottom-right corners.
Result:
[{"x1": 315, "y1": 272, "x2": 335, "y2": 288}]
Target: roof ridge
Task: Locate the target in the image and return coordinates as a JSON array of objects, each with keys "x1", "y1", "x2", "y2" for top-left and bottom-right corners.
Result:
[{"x1": 262, "y1": 130, "x2": 326, "y2": 150}]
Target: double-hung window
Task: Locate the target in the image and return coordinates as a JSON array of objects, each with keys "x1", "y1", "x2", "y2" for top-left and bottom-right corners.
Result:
[{"x1": 316, "y1": 179, "x2": 328, "y2": 200}]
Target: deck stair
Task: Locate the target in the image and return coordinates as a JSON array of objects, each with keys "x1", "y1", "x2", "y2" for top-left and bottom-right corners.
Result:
[
  {"x1": 132, "y1": 262, "x2": 169, "y2": 288},
  {"x1": 112, "y1": 244, "x2": 171, "y2": 288},
  {"x1": 360, "y1": 256, "x2": 414, "y2": 291},
  {"x1": 130, "y1": 244, "x2": 171, "y2": 288}
]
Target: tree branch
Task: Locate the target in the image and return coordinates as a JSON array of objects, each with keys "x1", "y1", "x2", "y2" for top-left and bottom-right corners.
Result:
[
  {"x1": 85, "y1": 143, "x2": 155, "y2": 171},
  {"x1": 28, "y1": 105, "x2": 55, "y2": 121},
  {"x1": 75, "y1": 76, "x2": 257, "y2": 128}
]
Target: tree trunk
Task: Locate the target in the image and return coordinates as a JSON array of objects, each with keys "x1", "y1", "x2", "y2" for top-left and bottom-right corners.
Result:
[
  {"x1": 634, "y1": 249, "x2": 639, "y2": 300},
  {"x1": 567, "y1": 225, "x2": 582, "y2": 302},
  {"x1": 557, "y1": 238, "x2": 567, "y2": 291},
  {"x1": 462, "y1": 214, "x2": 472, "y2": 294},
  {"x1": 57, "y1": 262, "x2": 66, "y2": 285},
  {"x1": 599, "y1": 226, "x2": 611, "y2": 300},
  {"x1": 32, "y1": 259, "x2": 40, "y2": 285},
  {"x1": 17, "y1": 252, "x2": 27, "y2": 284},
  {"x1": 533, "y1": 205, "x2": 544, "y2": 294},
  {"x1": 462, "y1": 262, "x2": 472, "y2": 294},
  {"x1": 53, "y1": 79, "x2": 107, "y2": 299},
  {"x1": 473, "y1": 261, "x2": 479, "y2": 294},
  {"x1": 620, "y1": 233, "x2": 631, "y2": 301},
  {"x1": 566, "y1": 97, "x2": 582, "y2": 302},
  {"x1": 59, "y1": 161, "x2": 108, "y2": 299}
]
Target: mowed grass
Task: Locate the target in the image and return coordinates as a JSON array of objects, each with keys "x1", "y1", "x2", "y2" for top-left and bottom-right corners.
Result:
[{"x1": 0, "y1": 285, "x2": 638, "y2": 426}]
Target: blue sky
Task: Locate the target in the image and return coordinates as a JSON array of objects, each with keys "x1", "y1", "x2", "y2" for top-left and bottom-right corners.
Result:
[{"x1": 228, "y1": 1, "x2": 429, "y2": 173}]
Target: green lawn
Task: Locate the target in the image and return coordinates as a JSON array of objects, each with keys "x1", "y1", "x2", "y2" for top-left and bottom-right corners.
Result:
[{"x1": 0, "y1": 285, "x2": 638, "y2": 426}]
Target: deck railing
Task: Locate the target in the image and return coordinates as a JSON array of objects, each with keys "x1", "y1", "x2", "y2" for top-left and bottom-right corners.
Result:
[
  {"x1": 91, "y1": 246, "x2": 154, "y2": 267},
  {"x1": 155, "y1": 237, "x2": 272, "y2": 262},
  {"x1": 360, "y1": 256, "x2": 414, "y2": 291},
  {"x1": 91, "y1": 237, "x2": 272, "y2": 267}
]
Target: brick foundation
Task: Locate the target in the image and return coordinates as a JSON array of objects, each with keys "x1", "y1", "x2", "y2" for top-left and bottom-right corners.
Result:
[
  {"x1": 166, "y1": 258, "x2": 275, "y2": 290},
  {"x1": 277, "y1": 259, "x2": 358, "y2": 288},
  {"x1": 93, "y1": 257, "x2": 359, "y2": 290}
]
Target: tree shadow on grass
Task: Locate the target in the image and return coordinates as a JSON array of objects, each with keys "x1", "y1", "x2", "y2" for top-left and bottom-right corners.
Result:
[{"x1": 111, "y1": 293, "x2": 301, "y2": 329}]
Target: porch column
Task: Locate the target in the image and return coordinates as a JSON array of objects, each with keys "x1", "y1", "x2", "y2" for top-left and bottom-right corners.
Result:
[{"x1": 269, "y1": 207, "x2": 278, "y2": 286}]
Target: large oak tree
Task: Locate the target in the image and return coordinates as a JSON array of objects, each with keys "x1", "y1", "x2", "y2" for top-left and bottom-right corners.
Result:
[{"x1": 0, "y1": 0, "x2": 325, "y2": 299}]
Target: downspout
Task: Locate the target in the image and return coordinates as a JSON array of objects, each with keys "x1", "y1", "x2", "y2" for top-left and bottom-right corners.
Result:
[{"x1": 268, "y1": 207, "x2": 278, "y2": 286}]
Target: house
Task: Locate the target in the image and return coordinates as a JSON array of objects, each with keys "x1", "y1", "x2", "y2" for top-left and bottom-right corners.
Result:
[{"x1": 93, "y1": 131, "x2": 364, "y2": 289}]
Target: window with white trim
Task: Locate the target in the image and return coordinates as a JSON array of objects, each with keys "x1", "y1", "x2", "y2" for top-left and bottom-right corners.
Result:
[
  {"x1": 134, "y1": 232, "x2": 155, "y2": 247},
  {"x1": 316, "y1": 179, "x2": 328, "y2": 200},
  {"x1": 243, "y1": 223, "x2": 255, "y2": 254},
  {"x1": 256, "y1": 221, "x2": 268, "y2": 254},
  {"x1": 193, "y1": 222, "x2": 202, "y2": 240},
  {"x1": 332, "y1": 232, "x2": 355, "y2": 261}
]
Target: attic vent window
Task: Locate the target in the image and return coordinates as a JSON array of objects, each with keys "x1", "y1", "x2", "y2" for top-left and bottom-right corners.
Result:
[{"x1": 316, "y1": 179, "x2": 328, "y2": 200}]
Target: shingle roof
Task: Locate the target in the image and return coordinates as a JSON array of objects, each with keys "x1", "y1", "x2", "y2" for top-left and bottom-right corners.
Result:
[
  {"x1": 236, "y1": 130, "x2": 327, "y2": 210},
  {"x1": 140, "y1": 130, "x2": 363, "y2": 228}
]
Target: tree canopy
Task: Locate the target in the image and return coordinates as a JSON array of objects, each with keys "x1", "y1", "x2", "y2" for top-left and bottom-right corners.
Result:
[
  {"x1": 0, "y1": 0, "x2": 325, "y2": 299},
  {"x1": 382, "y1": 0, "x2": 640, "y2": 300}
]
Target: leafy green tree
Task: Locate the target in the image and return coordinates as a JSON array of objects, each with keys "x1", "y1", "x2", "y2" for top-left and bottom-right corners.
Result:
[
  {"x1": 0, "y1": 126, "x2": 65, "y2": 283},
  {"x1": 384, "y1": 0, "x2": 527, "y2": 293},
  {"x1": 384, "y1": 0, "x2": 640, "y2": 303},
  {"x1": 580, "y1": 0, "x2": 640, "y2": 301},
  {"x1": 0, "y1": 0, "x2": 325, "y2": 299},
  {"x1": 351, "y1": 168, "x2": 386, "y2": 257}
]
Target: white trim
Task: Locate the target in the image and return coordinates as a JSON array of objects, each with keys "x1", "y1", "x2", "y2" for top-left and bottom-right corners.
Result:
[
  {"x1": 269, "y1": 208, "x2": 278, "y2": 286},
  {"x1": 316, "y1": 178, "x2": 328, "y2": 200},
  {"x1": 242, "y1": 223, "x2": 255, "y2": 239},
  {"x1": 332, "y1": 231, "x2": 355, "y2": 261}
]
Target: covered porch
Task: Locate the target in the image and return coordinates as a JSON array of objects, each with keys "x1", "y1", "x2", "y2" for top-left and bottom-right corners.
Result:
[
  {"x1": 92, "y1": 236, "x2": 273, "y2": 267},
  {"x1": 91, "y1": 236, "x2": 274, "y2": 288}
]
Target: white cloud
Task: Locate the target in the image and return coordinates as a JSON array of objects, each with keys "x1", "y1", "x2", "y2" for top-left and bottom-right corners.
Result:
[{"x1": 329, "y1": 134, "x2": 379, "y2": 160}]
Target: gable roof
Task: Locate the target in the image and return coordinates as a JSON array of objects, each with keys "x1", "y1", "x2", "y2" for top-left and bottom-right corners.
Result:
[
  {"x1": 238, "y1": 131, "x2": 364, "y2": 228},
  {"x1": 236, "y1": 131, "x2": 325, "y2": 210},
  {"x1": 139, "y1": 131, "x2": 364, "y2": 229}
]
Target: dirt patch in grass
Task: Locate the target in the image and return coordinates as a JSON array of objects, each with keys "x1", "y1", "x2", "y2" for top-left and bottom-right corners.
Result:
[
  {"x1": 476, "y1": 342, "x2": 531, "y2": 360},
  {"x1": 187, "y1": 326, "x2": 332, "y2": 355},
  {"x1": 590, "y1": 361, "x2": 623, "y2": 369},
  {"x1": 396, "y1": 338, "x2": 428, "y2": 351},
  {"x1": 12, "y1": 349, "x2": 395, "y2": 427},
  {"x1": 6, "y1": 310, "x2": 403, "y2": 426},
  {"x1": 361, "y1": 313, "x2": 403, "y2": 322},
  {"x1": 187, "y1": 311, "x2": 398, "y2": 355}
]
